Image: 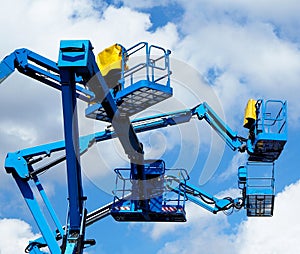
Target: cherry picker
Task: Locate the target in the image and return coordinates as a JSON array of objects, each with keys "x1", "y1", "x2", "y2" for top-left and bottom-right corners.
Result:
[{"x1": 0, "y1": 40, "x2": 287, "y2": 253}]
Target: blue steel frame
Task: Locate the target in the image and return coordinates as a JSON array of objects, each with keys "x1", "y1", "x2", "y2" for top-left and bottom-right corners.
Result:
[
  {"x1": 111, "y1": 165, "x2": 189, "y2": 222},
  {"x1": 85, "y1": 41, "x2": 172, "y2": 122},
  {"x1": 0, "y1": 39, "x2": 288, "y2": 253},
  {"x1": 247, "y1": 99, "x2": 287, "y2": 162},
  {"x1": 0, "y1": 40, "x2": 174, "y2": 253},
  {"x1": 3, "y1": 99, "x2": 251, "y2": 252},
  {"x1": 120, "y1": 42, "x2": 171, "y2": 88},
  {"x1": 238, "y1": 162, "x2": 275, "y2": 216}
]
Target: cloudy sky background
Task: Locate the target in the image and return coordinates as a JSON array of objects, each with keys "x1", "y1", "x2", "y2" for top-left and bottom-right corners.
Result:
[{"x1": 0, "y1": 0, "x2": 299, "y2": 253}]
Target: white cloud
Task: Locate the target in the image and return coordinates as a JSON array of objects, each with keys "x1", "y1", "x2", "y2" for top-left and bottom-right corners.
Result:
[
  {"x1": 155, "y1": 202, "x2": 236, "y2": 254},
  {"x1": 155, "y1": 180, "x2": 300, "y2": 254},
  {"x1": 0, "y1": 0, "x2": 181, "y2": 210},
  {"x1": 172, "y1": 2, "x2": 300, "y2": 126},
  {"x1": 236, "y1": 180, "x2": 300, "y2": 254},
  {"x1": 0, "y1": 123, "x2": 37, "y2": 145},
  {"x1": 116, "y1": 0, "x2": 170, "y2": 9},
  {"x1": 195, "y1": 23, "x2": 298, "y2": 96},
  {"x1": 218, "y1": 153, "x2": 247, "y2": 182},
  {"x1": 0, "y1": 218, "x2": 40, "y2": 254},
  {"x1": 0, "y1": 1, "x2": 297, "y2": 253},
  {"x1": 0, "y1": 0, "x2": 180, "y2": 58},
  {"x1": 177, "y1": 0, "x2": 300, "y2": 33}
]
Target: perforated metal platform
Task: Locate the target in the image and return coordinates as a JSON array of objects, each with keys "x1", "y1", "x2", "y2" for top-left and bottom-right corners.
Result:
[
  {"x1": 243, "y1": 162, "x2": 275, "y2": 216},
  {"x1": 85, "y1": 80, "x2": 172, "y2": 122},
  {"x1": 249, "y1": 134, "x2": 287, "y2": 162},
  {"x1": 246, "y1": 194, "x2": 274, "y2": 217},
  {"x1": 111, "y1": 205, "x2": 186, "y2": 222}
]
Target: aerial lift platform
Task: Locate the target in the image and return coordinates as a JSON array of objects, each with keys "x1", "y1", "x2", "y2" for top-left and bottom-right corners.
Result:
[
  {"x1": 0, "y1": 40, "x2": 287, "y2": 253},
  {"x1": 238, "y1": 162, "x2": 275, "y2": 216},
  {"x1": 85, "y1": 42, "x2": 172, "y2": 121},
  {"x1": 111, "y1": 160, "x2": 188, "y2": 222},
  {"x1": 244, "y1": 99, "x2": 287, "y2": 162}
]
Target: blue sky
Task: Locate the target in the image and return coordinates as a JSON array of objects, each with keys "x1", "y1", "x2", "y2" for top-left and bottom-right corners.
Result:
[{"x1": 0, "y1": 0, "x2": 300, "y2": 253}]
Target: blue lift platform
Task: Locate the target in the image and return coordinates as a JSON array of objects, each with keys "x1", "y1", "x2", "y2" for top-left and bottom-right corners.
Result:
[
  {"x1": 111, "y1": 160, "x2": 188, "y2": 222},
  {"x1": 85, "y1": 42, "x2": 172, "y2": 122},
  {"x1": 0, "y1": 39, "x2": 288, "y2": 253},
  {"x1": 238, "y1": 162, "x2": 275, "y2": 216},
  {"x1": 245, "y1": 99, "x2": 287, "y2": 162}
]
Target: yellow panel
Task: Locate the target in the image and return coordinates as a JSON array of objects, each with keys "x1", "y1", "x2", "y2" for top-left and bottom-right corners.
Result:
[
  {"x1": 243, "y1": 99, "x2": 257, "y2": 129},
  {"x1": 96, "y1": 44, "x2": 123, "y2": 76}
]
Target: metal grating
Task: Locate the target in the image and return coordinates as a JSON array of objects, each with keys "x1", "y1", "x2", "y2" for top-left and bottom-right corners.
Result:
[
  {"x1": 86, "y1": 86, "x2": 172, "y2": 122},
  {"x1": 246, "y1": 194, "x2": 274, "y2": 217}
]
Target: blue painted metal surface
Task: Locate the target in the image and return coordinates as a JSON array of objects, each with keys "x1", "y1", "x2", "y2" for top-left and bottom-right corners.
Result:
[
  {"x1": 57, "y1": 40, "x2": 103, "y2": 253},
  {"x1": 238, "y1": 166, "x2": 247, "y2": 188},
  {"x1": 32, "y1": 174, "x2": 64, "y2": 238},
  {"x1": 0, "y1": 38, "x2": 288, "y2": 253},
  {"x1": 174, "y1": 181, "x2": 242, "y2": 214},
  {"x1": 121, "y1": 42, "x2": 171, "y2": 88},
  {"x1": 0, "y1": 47, "x2": 93, "y2": 102},
  {"x1": 192, "y1": 102, "x2": 244, "y2": 151},
  {"x1": 60, "y1": 75, "x2": 84, "y2": 231},
  {"x1": 238, "y1": 162, "x2": 275, "y2": 216},
  {"x1": 0, "y1": 53, "x2": 15, "y2": 83},
  {"x1": 0, "y1": 40, "x2": 174, "y2": 252},
  {"x1": 247, "y1": 99, "x2": 287, "y2": 162},
  {"x1": 13, "y1": 174, "x2": 61, "y2": 253},
  {"x1": 86, "y1": 80, "x2": 173, "y2": 121},
  {"x1": 86, "y1": 42, "x2": 172, "y2": 122},
  {"x1": 111, "y1": 162, "x2": 188, "y2": 222}
]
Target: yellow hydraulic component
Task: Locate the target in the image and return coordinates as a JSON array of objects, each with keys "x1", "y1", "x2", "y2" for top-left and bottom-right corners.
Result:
[
  {"x1": 96, "y1": 44, "x2": 124, "y2": 76},
  {"x1": 96, "y1": 43, "x2": 127, "y2": 91},
  {"x1": 243, "y1": 99, "x2": 257, "y2": 129}
]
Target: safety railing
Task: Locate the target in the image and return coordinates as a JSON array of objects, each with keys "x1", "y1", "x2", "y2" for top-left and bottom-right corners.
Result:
[
  {"x1": 112, "y1": 167, "x2": 188, "y2": 209},
  {"x1": 246, "y1": 162, "x2": 275, "y2": 195},
  {"x1": 255, "y1": 99, "x2": 287, "y2": 135},
  {"x1": 245, "y1": 162, "x2": 275, "y2": 216},
  {"x1": 163, "y1": 168, "x2": 189, "y2": 209},
  {"x1": 119, "y1": 42, "x2": 171, "y2": 89}
]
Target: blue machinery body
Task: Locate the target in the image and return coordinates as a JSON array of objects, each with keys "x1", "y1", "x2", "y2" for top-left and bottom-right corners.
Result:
[{"x1": 0, "y1": 40, "x2": 287, "y2": 253}]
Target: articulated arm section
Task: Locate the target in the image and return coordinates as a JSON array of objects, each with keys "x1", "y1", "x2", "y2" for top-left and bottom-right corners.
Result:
[
  {"x1": 0, "y1": 48, "x2": 93, "y2": 101},
  {"x1": 2, "y1": 108, "x2": 196, "y2": 252},
  {"x1": 168, "y1": 180, "x2": 243, "y2": 214},
  {"x1": 4, "y1": 109, "x2": 193, "y2": 179},
  {"x1": 1, "y1": 40, "x2": 287, "y2": 254},
  {"x1": 192, "y1": 103, "x2": 245, "y2": 151},
  {"x1": 131, "y1": 102, "x2": 247, "y2": 153},
  {"x1": 182, "y1": 182, "x2": 243, "y2": 214},
  {"x1": 0, "y1": 45, "x2": 247, "y2": 167},
  {"x1": 3, "y1": 101, "x2": 249, "y2": 253}
]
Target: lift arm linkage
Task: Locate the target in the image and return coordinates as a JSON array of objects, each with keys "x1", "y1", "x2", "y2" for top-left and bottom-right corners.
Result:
[
  {"x1": 181, "y1": 182, "x2": 243, "y2": 214},
  {"x1": 131, "y1": 102, "x2": 247, "y2": 152},
  {"x1": 4, "y1": 101, "x2": 247, "y2": 230},
  {"x1": 0, "y1": 48, "x2": 94, "y2": 101},
  {"x1": 1, "y1": 40, "x2": 287, "y2": 254},
  {"x1": 6, "y1": 100, "x2": 246, "y2": 179},
  {"x1": 3, "y1": 97, "x2": 252, "y2": 253},
  {"x1": 165, "y1": 176, "x2": 243, "y2": 214},
  {"x1": 192, "y1": 102, "x2": 245, "y2": 151},
  {"x1": 0, "y1": 47, "x2": 249, "y2": 158}
]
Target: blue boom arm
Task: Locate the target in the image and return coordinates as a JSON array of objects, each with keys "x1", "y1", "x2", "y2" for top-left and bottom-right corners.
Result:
[
  {"x1": 192, "y1": 102, "x2": 245, "y2": 151},
  {"x1": 0, "y1": 48, "x2": 94, "y2": 102},
  {"x1": 4, "y1": 101, "x2": 249, "y2": 252},
  {"x1": 131, "y1": 102, "x2": 247, "y2": 153},
  {"x1": 0, "y1": 42, "x2": 147, "y2": 253},
  {"x1": 1, "y1": 41, "x2": 285, "y2": 253},
  {"x1": 174, "y1": 181, "x2": 242, "y2": 214}
]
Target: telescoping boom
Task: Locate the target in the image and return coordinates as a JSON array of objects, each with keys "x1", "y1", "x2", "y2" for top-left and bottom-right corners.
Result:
[{"x1": 0, "y1": 40, "x2": 287, "y2": 253}]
